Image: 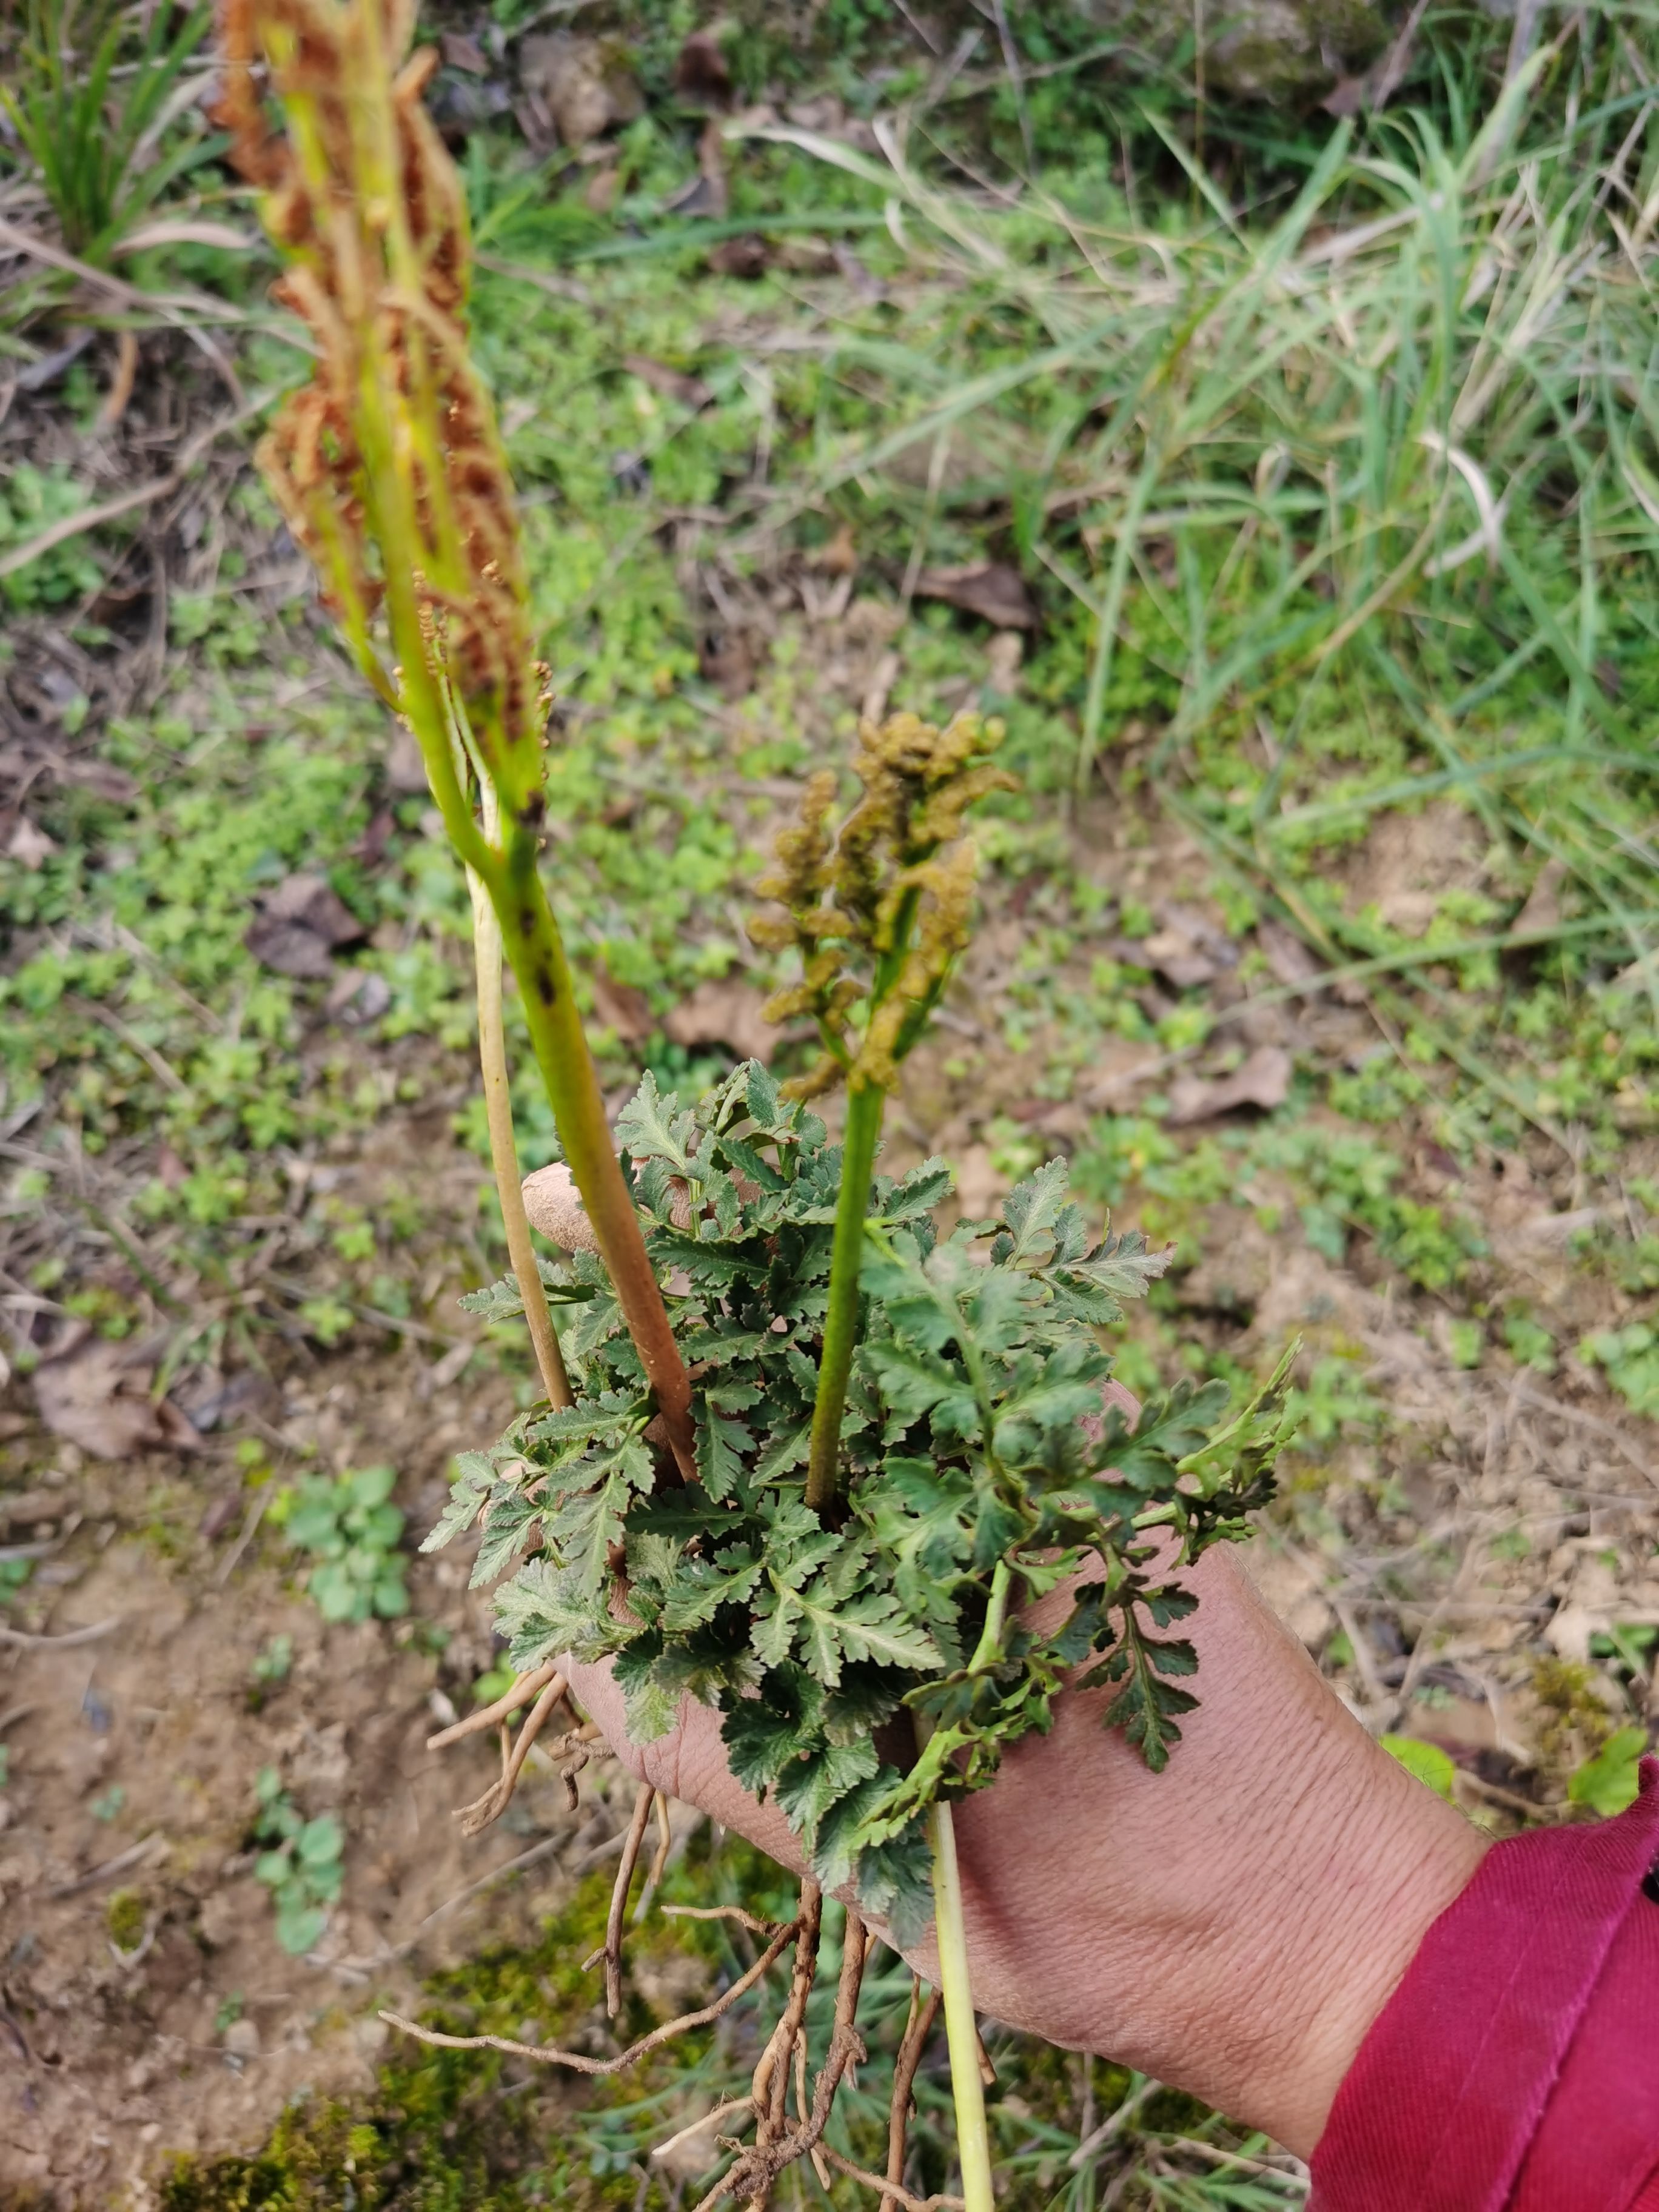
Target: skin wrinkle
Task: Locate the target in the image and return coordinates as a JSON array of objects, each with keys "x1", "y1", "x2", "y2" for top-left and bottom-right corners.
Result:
[{"x1": 567, "y1": 1543, "x2": 1487, "y2": 2157}]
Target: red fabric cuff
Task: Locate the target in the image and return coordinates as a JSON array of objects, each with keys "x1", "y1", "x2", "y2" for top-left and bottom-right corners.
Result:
[{"x1": 1310, "y1": 1757, "x2": 1659, "y2": 2212}]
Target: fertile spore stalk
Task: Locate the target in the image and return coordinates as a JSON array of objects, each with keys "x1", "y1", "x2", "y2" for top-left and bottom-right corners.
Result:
[
  {"x1": 754, "y1": 716, "x2": 1012, "y2": 2211},
  {"x1": 218, "y1": 0, "x2": 691, "y2": 1469},
  {"x1": 752, "y1": 715, "x2": 1014, "y2": 1514}
]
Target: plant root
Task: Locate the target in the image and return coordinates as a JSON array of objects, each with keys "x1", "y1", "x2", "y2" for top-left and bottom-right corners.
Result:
[
  {"x1": 427, "y1": 1661, "x2": 561, "y2": 1748},
  {"x1": 823, "y1": 2147, "x2": 967, "y2": 2212},
  {"x1": 743, "y1": 1880, "x2": 823, "y2": 2208},
  {"x1": 882, "y1": 1981, "x2": 943, "y2": 2212},
  {"x1": 581, "y1": 1782, "x2": 655, "y2": 2016},
  {"x1": 451, "y1": 1671, "x2": 568, "y2": 1837},
  {"x1": 705, "y1": 1902, "x2": 869, "y2": 2212},
  {"x1": 379, "y1": 1909, "x2": 801, "y2": 2073},
  {"x1": 634, "y1": 1785, "x2": 675, "y2": 1922}
]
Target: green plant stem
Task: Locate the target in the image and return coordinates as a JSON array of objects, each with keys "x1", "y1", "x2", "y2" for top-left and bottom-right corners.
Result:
[
  {"x1": 928, "y1": 1797, "x2": 996, "y2": 2212},
  {"x1": 468, "y1": 852, "x2": 573, "y2": 1413},
  {"x1": 488, "y1": 851, "x2": 696, "y2": 1478},
  {"x1": 804, "y1": 1077, "x2": 886, "y2": 1512},
  {"x1": 967, "y1": 1559, "x2": 1013, "y2": 1672}
]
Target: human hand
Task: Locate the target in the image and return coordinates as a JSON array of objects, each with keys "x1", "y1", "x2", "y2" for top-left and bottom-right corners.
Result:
[{"x1": 567, "y1": 1397, "x2": 1485, "y2": 2157}]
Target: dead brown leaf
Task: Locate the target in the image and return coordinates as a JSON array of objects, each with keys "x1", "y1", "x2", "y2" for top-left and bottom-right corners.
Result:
[
  {"x1": 33, "y1": 1330, "x2": 199, "y2": 1461},
  {"x1": 666, "y1": 118, "x2": 730, "y2": 221},
  {"x1": 1256, "y1": 918, "x2": 1324, "y2": 988},
  {"x1": 1140, "y1": 927, "x2": 1219, "y2": 991},
  {"x1": 246, "y1": 873, "x2": 367, "y2": 980},
  {"x1": 439, "y1": 30, "x2": 488, "y2": 74},
  {"x1": 4, "y1": 814, "x2": 57, "y2": 870},
  {"x1": 663, "y1": 979, "x2": 780, "y2": 1064},
  {"x1": 985, "y1": 630, "x2": 1024, "y2": 695},
  {"x1": 1513, "y1": 856, "x2": 1566, "y2": 938},
  {"x1": 674, "y1": 30, "x2": 731, "y2": 110},
  {"x1": 1165, "y1": 1044, "x2": 1293, "y2": 1127},
  {"x1": 915, "y1": 561, "x2": 1036, "y2": 629},
  {"x1": 592, "y1": 968, "x2": 653, "y2": 1043},
  {"x1": 707, "y1": 233, "x2": 769, "y2": 279}
]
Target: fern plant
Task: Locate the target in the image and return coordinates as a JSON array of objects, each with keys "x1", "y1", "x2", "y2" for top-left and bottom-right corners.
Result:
[
  {"x1": 435, "y1": 1070, "x2": 1292, "y2": 1937},
  {"x1": 226, "y1": 5, "x2": 1296, "y2": 2204}
]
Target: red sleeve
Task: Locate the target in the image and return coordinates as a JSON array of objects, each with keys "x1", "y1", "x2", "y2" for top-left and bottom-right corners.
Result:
[{"x1": 1310, "y1": 1757, "x2": 1659, "y2": 2212}]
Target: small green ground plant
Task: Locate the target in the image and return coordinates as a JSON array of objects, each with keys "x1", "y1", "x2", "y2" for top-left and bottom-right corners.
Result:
[
  {"x1": 224, "y1": 6, "x2": 1294, "y2": 2205},
  {"x1": 253, "y1": 1766, "x2": 346, "y2": 1956},
  {"x1": 272, "y1": 1464, "x2": 409, "y2": 1624}
]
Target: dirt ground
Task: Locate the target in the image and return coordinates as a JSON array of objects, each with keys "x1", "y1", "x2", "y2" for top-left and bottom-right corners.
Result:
[{"x1": 0, "y1": 1338, "x2": 656, "y2": 2204}]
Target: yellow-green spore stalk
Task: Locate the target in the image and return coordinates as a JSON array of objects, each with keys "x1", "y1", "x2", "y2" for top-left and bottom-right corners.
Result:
[{"x1": 751, "y1": 709, "x2": 1014, "y2": 1515}]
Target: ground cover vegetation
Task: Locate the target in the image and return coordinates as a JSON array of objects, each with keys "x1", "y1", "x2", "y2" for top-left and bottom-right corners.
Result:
[{"x1": 0, "y1": 1, "x2": 1655, "y2": 2206}]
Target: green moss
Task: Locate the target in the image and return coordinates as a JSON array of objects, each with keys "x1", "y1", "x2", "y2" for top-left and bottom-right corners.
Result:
[
  {"x1": 158, "y1": 1860, "x2": 746, "y2": 2212},
  {"x1": 106, "y1": 1887, "x2": 147, "y2": 1953}
]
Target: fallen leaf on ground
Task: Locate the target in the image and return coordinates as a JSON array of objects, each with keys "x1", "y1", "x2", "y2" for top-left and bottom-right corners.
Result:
[
  {"x1": 1256, "y1": 918, "x2": 1324, "y2": 988},
  {"x1": 4, "y1": 815, "x2": 57, "y2": 869},
  {"x1": 592, "y1": 968, "x2": 653, "y2": 1042},
  {"x1": 246, "y1": 873, "x2": 367, "y2": 980},
  {"x1": 1165, "y1": 1044, "x2": 1293, "y2": 1126},
  {"x1": 985, "y1": 630, "x2": 1024, "y2": 694},
  {"x1": 674, "y1": 29, "x2": 731, "y2": 109},
  {"x1": 34, "y1": 1330, "x2": 199, "y2": 1460},
  {"x1": 708, "y1": 234, "x2": 769, "y2": 278},
  {"x1": 811, "y1": 523, "x2": 857, "y2": 574},
  {"x1": 1512, "y1": 856, "x2": 1567, "y2": 937},
  {"x1": 438, "y1": 30, "x2": 487, "y2": 72},
  {"x1": 1141, "y1": 927, "x2": 1219, "y2": 990},
  {"x1": 663, "y1": 979, "x2": 781, "y2": 1063},
  {"x1": 915, "y1": 562, "x2": 1036, "y2": 629}
]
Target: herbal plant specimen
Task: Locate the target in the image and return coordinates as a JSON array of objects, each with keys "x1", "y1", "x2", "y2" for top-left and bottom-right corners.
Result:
[{"x1": 226, "y1": 8, "x2": 1296, "y2": 2206}]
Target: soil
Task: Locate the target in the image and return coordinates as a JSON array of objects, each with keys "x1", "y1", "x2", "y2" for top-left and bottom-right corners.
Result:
[{"x1": 0, "y1": 1345, "x2": 648, "y2": 2205}]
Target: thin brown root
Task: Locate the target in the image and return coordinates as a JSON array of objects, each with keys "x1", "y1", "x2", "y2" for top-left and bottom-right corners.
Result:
[
  {"x1": 747, "y1": 1879, "x2": 823, "y2": 2204},
  {"x1": 427, "y1": 1661, "x2": 560, "y2": 1749},
  {"x1": 821, "y1": 2148, "x2": 965, "y2": 2212},
  {"x1": 662, "y1": 1904, "x2": 789, "y2": 1939},
  {"x1": 652, "y1": 2097, "x2": 755, "y2": 2168},
  {"x1": 709, "y1": 1905, "x2": 868, "y2": 2212},
  {"x1": 634, "y1": 1784, "x2": 675, "y2": 1923},
  {"x1": 452, "y1": 1672, "x2": 567, "y2": 1836},
  {"x1": 882, "y1": 1981, "x2": 942, "y2": 2212},
  {"x1": 380, "y1": 1912, "x2": 800, "y2": 2074},
  {"x1": 584, "y1": 1783, "x2": 655, "y2": 2017}
]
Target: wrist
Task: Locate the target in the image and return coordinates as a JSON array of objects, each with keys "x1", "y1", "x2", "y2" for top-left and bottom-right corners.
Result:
[{"x1": 1172, "y1": 1695, "x2": 1489, "y2": 2155}]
